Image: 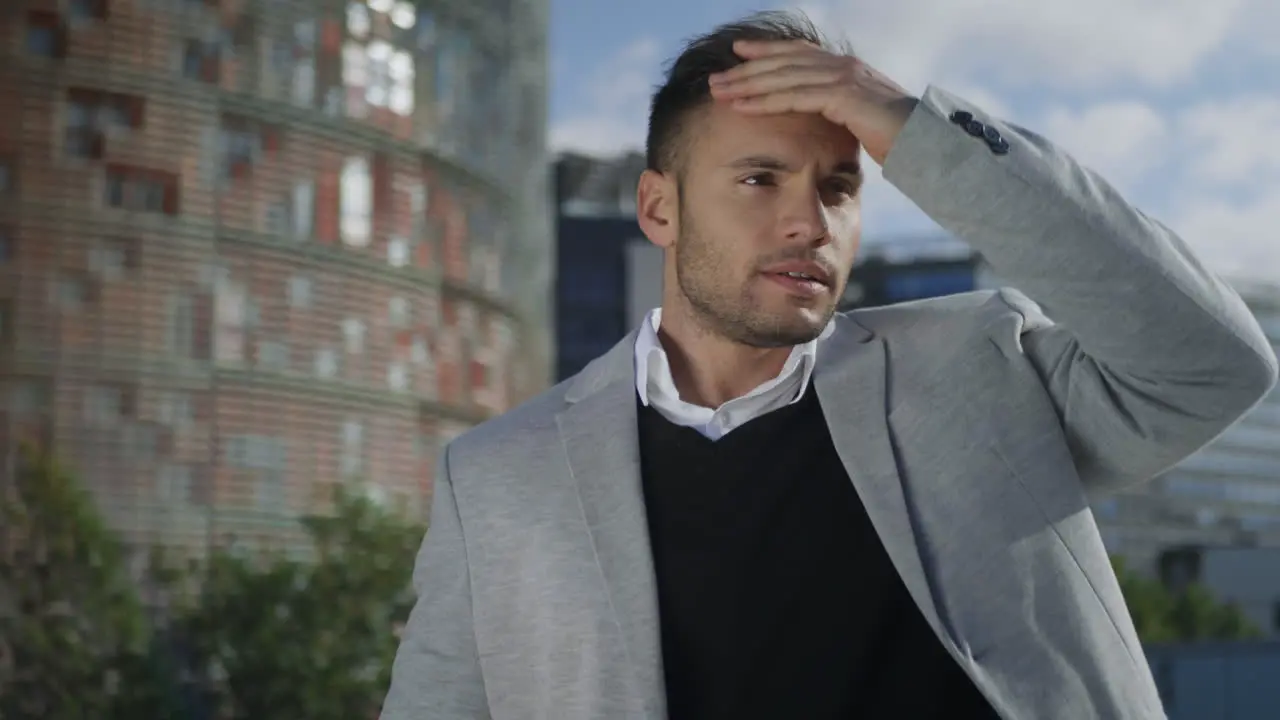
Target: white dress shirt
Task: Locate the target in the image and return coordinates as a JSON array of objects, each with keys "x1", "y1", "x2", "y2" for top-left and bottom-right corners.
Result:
[{"x1": 633, "y1": 308, "x2": 834, "y2": 440}]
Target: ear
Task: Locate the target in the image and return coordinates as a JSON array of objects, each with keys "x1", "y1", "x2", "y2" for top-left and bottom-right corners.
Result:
[{"x1": 636, "y1": 168, "x2": 678, "y2": 250}]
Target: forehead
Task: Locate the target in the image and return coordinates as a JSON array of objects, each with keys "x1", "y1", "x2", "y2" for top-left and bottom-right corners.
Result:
[{"x1": 685, "y1": 101, "x2": 862, "y2": 170}]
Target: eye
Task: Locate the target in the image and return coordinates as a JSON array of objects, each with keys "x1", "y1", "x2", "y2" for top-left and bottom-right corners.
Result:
[
  {"x1": 825, "y1": 177, "x2": 860, "y2": 197},
  {"x1": 742, "y1": 173, "x2": 777, "y2": 187}
]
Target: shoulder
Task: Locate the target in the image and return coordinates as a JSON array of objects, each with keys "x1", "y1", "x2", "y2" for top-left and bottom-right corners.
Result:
[
  {"x1": 447, "y1": 378, "x2": 573, "y2": 461},
  {"x1": 841, "y1": 287, "x2": 1052, "y2": 348}
]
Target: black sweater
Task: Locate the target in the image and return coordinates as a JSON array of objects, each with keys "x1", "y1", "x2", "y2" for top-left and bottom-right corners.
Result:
[{"x1": 637, "y1": 389, "x2": 999, "y2": 720}]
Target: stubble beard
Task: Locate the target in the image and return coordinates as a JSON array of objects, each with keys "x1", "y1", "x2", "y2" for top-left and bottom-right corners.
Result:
[{"x1": 674, "y1": 209, "x2": 835, "y2": 350}]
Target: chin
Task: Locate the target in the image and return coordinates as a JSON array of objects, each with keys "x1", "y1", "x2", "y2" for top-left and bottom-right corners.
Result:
[{"x1": 739, "y1": 311, "x2": 830, "y2": 348}]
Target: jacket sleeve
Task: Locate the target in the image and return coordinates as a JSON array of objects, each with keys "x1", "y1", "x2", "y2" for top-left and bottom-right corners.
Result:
[
  {"x1": 380, "y1": 446, "x2": 491, "y2": 719},
  {"x1": 881, "y1": 86, "x2": 1278, "y2": 494}
]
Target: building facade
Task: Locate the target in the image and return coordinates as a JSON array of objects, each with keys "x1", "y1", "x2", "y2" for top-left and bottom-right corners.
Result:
[
  {"x1": 553, "y1": 151, "x2": 657, "y2": 381},
  {"x1": 838, "y1": 235, "x2": 979, "y2": 311},
  {"x1": 0, "y1": 0, "x2": 553, "y2": 556}
]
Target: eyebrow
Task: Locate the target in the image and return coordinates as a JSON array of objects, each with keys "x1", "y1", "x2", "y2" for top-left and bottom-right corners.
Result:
[{"x1": 726, "y1": 155, "x2": 862, "y2": 176}]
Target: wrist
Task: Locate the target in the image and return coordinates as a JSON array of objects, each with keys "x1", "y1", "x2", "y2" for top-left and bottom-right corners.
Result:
[{"x1": 860, "y1": 95, "x2": 920, "y2": 166}]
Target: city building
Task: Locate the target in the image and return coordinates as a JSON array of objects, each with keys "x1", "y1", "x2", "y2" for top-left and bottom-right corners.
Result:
[
  {"x1": 838, "y1": 235, "x2": 979, "y2": 311},
  {"x1": 1145, "y1": 638, "x2": 1280, "y2": 719},
  {"x1": 554, "y1": 151, "x2": 656, "y2": 381},
  {"x1": 1096, "y1": 281, "x2": 1280, "y2": 574},
  {"x1": 0, "y1": 0, "x2": 553, "y2": 558}
]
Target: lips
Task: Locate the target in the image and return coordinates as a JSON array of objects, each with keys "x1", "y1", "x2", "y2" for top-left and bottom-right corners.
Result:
[
  {"x1": 762, "y1": 271, "x2": 829, "y2": 298},
  {"x1": 760, "y1": 261, "x2": 834, "y2": 288}
]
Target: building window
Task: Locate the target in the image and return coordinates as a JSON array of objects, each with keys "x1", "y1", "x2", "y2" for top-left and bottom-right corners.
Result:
[
  {"x1": 156, "y1": 464, "x2": 192, "y2": 505},
  {"x1": 342, "y1": 318, "x2": 365, "y2": 354},
  {"x1": 0, "y1": 227, "x2": 11, "y2": 264},
  {"x1": 410, "y1": 334, "x2": 430, "y2": 365},
  {"x1": 54, "y1": 273, "x2": 89, "y2": 312},
  {"x1": 0, "y1": 157, "x2": 13, "y2": 195},
  {"x1": 181, "y1": 39, "x2": 221, "y2": 83},
  {"x1": 166, "y1": 294, "x2": 195, "y2": 357},
  {"x1": 291, "y1": 20, "x2": 317, "y2": 108},
  {"x1": 104, "y1": 165, "x2": 179, "y2": 214},
  {"x1": 314, "y1": 348, "x2": 338, "y2": 378},
  {"x1": 225, "y1": 435, "x2": 288, "y2": 513},
  {"x1": 341, "y1": 420, "x2": 364, "y2": 476},
  {"x1": 8, "y1": 379, "x2": 51, "y2": 415},
  {"x1": 85, "y1": 384, "x2": 132, "y2": 425},
  {"x1": 387, "y1": 235, "x2": 410, "y2": 267},
  {"x1": 435, "y1": 29, "x2": 470, "y2": 128},
  {"x1": 388, "y1": 297, "x2": 409, "y2": 327},
  {"x1": 219, "y1": 115, "x2": 278, "y2": 182},
  {"x1": 264, "y1": 201, "x2": 288, "y2": 234},
  {"x1": 0, "y1": 300, "x2": 12, "y2": 348},
  {"x1": 408, "y1": 180, "x2": 428, "y2": 239},
  {"x1": 344, "y1": 3, "x2": 416, "y2": 118},
  {"x1": 288, "y1": 276, "x2": 312, "y2": 309},
  {"x1": 348, "y1": 1, "x2": 371, "y2": 36},
  {"x1": 26, "y1": 12, "x2": 66, "y2": 58},
  {"x1": 88, "y1": 237, "x2": 139, "y2": 280},
  {"x1": 340, "y1": 156, "x2": 372, "y2": 246},
  {"x1": 156, "y1": 391, "x2": 193, "y2": 427},
  {"x1": 257, "y1": 340, "x2": 290, "y2": 371},
  {"x1": 387, "y1": 361, "x2": 408, "y2": 392},
  {"x1": 214, "y1": 280, "x2": 248, "y2": 363},
  {"x1": 68, "y1": 0, "x2": 109, "y2": 21},
  {"x1": 291, "y1": 180, "x2": 314, "y2": 240}
]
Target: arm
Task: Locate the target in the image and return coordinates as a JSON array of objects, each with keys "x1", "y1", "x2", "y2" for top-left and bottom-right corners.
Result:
[
  {"x1": 880, "y1": 86, "x2": 1278, "y2": 492},
  {"x1": 380, "y1": 446, "x2": 491, "y2": 719}
]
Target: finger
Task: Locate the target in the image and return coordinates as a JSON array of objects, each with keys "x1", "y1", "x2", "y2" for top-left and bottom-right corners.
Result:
[
  {"x1": 728, "y1": 85, "x2": 840, "y2": 117},
  {"x1": 732, "y1": 38, "x2": 821, "y2": 59},
  {"x1": 711, "y1": 52, "x2": 831, "y2": 84},
  {"x1": 711, "y1": 66, "x2": 844, "y2": 100}
]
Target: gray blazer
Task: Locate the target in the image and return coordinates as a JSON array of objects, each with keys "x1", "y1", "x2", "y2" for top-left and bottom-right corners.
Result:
[{"x1": 380, "y1": 87, "x2": 1278, "y2": 720}]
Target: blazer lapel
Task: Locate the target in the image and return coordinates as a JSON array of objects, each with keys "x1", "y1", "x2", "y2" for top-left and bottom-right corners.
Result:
[
  {"x1": 815, "y1": 316, "x2": 948, "y2": 642},
  {"x1": 556, "y1": 334, "x2": 664, "y2": 719}
]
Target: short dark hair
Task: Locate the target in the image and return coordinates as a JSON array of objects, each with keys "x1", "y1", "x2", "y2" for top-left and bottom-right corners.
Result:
[{"x1": 644, "y1": 10, "x2": 842, "y2": 176}]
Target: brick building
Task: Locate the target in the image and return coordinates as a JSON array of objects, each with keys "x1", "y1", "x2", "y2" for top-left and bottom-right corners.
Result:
[{"x1": 0, "y1": 0, "x2": 553, "y2": 557}]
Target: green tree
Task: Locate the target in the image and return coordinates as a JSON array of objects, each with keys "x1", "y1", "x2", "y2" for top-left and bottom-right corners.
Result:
[
  {"x1": 174, "y1": 487, "x2": 426, "y2": 720},
  {"x1": 1112, "y1": 555, "x2": 1260, "y2": 644},
  {"x1": 0, "y1": 444, "x2": 178, "y2": 719}
]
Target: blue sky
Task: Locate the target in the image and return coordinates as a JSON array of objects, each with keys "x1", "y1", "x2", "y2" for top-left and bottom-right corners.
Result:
[{"x1": 548, "y1": 0, "x2": 1280, "y2": 283}]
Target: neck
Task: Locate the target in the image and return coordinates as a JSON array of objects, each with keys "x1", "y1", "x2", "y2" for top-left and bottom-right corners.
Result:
[{"x1": 655, "y1": 303, "x2": 795, "y2": 409}]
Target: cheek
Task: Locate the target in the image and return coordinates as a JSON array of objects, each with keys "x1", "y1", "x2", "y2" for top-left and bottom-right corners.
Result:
[{"x1": 826, "y1": 205, "x2": 861, "y2": 245}]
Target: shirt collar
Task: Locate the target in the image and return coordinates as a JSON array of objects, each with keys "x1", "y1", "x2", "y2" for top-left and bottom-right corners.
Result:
[{"x1": 633, "y1": 308, "x2": 833, "y2": 408}]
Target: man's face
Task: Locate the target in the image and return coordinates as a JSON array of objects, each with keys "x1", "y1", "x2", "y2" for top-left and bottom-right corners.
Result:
[{"x1": 671, "y1": 102, "x2": 863, "y2": 348}]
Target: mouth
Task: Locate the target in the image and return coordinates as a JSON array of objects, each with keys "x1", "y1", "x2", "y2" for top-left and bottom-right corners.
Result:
[{"x1": 760, "y1": 263, "x2": 834, "y2": 298}]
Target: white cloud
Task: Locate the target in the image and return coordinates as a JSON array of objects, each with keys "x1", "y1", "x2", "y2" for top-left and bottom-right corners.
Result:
[
  {"x1": 1041, "y1": 101, "x2": 1170, "y2": 186},
  {"x1": 806, "y1": 0, "x2": 1256, "y2": 92},
  {"x1": 1034, "y1": 92, "x2": 1280, "y2": 278},
  {"x1": 549, "y1": 37, "x2": 659, "y2": 155},
  {"x1": 1179, "y1": 97, "x2": 1280, "y2": 188},
  {"x1": 1172, "y1": 187, "x2": 1280, "y2": 282},
  {"x1": 549, "y1": 0, "x2": 1280, "y2": 282}
]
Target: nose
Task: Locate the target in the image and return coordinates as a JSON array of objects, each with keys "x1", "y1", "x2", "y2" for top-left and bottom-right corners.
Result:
[{"x1": 781, "y1": 185, "x2": 831, "y2": 247}]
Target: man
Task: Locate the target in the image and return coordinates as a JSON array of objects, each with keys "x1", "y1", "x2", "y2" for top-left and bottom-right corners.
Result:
[{"x1": 382, "y1": 11, "x2": 1276, "y2": 720}]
